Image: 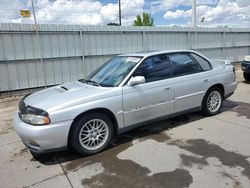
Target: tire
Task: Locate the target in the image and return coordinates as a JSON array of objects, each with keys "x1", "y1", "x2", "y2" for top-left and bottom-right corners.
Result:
[
  {"x1": 69, "y1": 113, "x2": 114, "y2": 155},
  {"x1": 202, "y1": 87, "x2": 223, "y2": 116},
  {"x1": 243, "y1": 72, "x2": 250, "y2": 82}
]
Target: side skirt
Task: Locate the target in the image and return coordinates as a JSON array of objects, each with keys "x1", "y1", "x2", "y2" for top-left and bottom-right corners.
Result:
[{"x1": 117, "y1": 106, "x2": 202, "y2": 135}]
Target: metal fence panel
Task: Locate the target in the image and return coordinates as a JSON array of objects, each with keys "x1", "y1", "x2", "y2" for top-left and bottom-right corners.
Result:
[{"x1": 0, "y1": 23, "x2": 250, "y2": 92}]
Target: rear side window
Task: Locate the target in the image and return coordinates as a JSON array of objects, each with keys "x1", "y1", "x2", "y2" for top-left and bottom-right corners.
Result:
[
  {"x1": 133, "y1": 54, "x2": 172, "y2": 83},
  {"x1": 190, "y1": 53, "x2": 212, "y2": 71},
  {"x1": 168, "y1": 53, "x2": 203, "y2": 76}
]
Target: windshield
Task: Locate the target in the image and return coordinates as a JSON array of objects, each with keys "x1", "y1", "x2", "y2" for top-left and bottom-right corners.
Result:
[{"x1": 84, "y1": 56, "x2": 142, "y2": 87}]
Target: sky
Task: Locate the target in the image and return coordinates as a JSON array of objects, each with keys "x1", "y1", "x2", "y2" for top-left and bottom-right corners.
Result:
[{"x1": 0, "y1": 0, "x2": 249, "y2": 27}]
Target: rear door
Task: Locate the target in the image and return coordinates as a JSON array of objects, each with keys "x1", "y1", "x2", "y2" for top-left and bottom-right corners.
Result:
[
  {"x1": 122, "y1": 54, "x2": 175, "y2": 126},
  {"x1": 168, "y1": 52, "x2": 212, "y2": 113}
]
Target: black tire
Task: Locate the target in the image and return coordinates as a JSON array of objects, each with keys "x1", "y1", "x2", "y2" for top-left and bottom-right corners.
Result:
[
  {"x1": 202, "y1": 87, "x2": 223, "y2": 116},
  {"x1": 69, "y1": 113, "x2": 114, "y2": 155},
  {"x1": 243, "y1": 72, "x2": 250, "y2": 82}
]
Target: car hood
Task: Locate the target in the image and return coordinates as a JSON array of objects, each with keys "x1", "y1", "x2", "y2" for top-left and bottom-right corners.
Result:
[{"x1": 24, "y1": 82, "x2": 115, "y2": 112}]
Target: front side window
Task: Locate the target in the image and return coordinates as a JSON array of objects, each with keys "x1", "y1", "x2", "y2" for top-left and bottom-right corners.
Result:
[
  {"x1": 85, "y1": 56, "x2": 142, "y2": 87},
  {"x1": 168, "y1": 53, "x2": 203, "y2": 76},
  {"x1": 133, "y1": 54, "x2": 172, "y2": 83}
]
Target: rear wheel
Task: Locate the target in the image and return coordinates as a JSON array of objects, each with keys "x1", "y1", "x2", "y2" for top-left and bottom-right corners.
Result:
[
  {"x1": 202, "y1": 87, "x2": 223, "y2": 116},
  {"x1": 69, "y1": 113, "x2": 114, "y2": 155},
  {"x1": 243, "y1": 72, "x2": 250, "y2": 82}
]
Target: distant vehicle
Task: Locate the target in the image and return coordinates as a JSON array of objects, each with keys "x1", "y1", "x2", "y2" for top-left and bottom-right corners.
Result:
[
  {"x1": 14, "y1": 50, "x2": 237, "y2": 155},
  {"x1": 241, "y1": 55, "x2": 250, "y2": 82}
]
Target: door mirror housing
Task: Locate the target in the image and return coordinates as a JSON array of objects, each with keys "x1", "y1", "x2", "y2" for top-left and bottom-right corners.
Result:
[{"x1": 128, "y1": 76, "x2": 145, "y2": 86}]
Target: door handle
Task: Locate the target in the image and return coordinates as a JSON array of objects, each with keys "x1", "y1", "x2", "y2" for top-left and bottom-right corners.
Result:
[
  {"x1": 203, "y1": 79, "x2": 210, "y2": 82},
  {"x1": 164, "y1": 87, "x2": 171, "y2": 90}
]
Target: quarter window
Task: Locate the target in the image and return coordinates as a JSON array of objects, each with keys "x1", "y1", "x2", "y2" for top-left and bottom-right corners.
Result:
[
  {"x1": 169, "y1": 53, "x2": 203, "y2": 76},
  {"x1": 190, "y1": 53, "x2": 212, "y2": 71},
  {"x1": 133, "y1": 54, "x2": 172, "y2": 82}
]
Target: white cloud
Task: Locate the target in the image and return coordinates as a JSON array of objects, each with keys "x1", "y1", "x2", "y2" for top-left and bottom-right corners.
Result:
[
  {"x1": 0, "y1": 0, "x2": 27, "y2": 22},
  {"x1": 150, "y1": 0, "x2": 188, "y2": 12},
  {"x1": 162, "y1": 0, "x2": 250, "y2": 27},
  {"x1": 236, "y1": 0, "x2": 250, "y2": 7},
  {"x1": 100, "y1": 0, "x2": 144, "y2": 25},
  {"x1": 151, "y1": 0, "x2": 218, "y2": 13},
  {"x1": 0, "y1": 0, "x2": 144, "y2": 25},
  {"x1": 100, "y1": 3, "x2": 118, "y2": 23},
  {"x1": 164, "y1": 10, "x2": 191, "y2": 20},
  {"x1": 33, "y1": 0, "x2": 103, "y2": 25},
  {"x1": 0, "y1": 0, "x2": 249, "y2": 27}
]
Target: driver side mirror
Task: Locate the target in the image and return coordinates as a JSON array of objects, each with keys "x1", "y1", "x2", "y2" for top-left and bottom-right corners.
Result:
[{"x1": 128, "y1": 76, "x2": 145, "y2": 86}]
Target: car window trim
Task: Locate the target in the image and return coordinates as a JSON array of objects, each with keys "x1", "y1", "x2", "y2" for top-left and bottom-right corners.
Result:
[
  {"x1": 121, "y1": 51, "x2": 213, "y2": 86},
  {"x1": 123, "y1": 53, "x2": 174, "y2": 85},
  {"x1": 189, "y1": 52, "x2": 213, "y2": 71},
  {"x1": 187, "y1": 53, "x2": 204, "y2": 71},
  {"x1": 168, "y1": 52, "x2": 206, "y2": 77}
]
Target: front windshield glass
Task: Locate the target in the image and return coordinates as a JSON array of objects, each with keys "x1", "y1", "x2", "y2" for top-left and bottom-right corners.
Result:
[{"x1": 85, "y1": 56, "x2": 142, "y2": 87}]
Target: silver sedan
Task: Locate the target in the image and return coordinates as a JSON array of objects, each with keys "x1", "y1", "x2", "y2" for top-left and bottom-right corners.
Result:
[{"x1": 14, "y1": 50, "x2": 237, "y2": 155}]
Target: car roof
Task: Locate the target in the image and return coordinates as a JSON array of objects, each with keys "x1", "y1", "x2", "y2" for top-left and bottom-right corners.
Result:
[{"x1": 118, "y1": 49, "x2": 198, "y2": 58}]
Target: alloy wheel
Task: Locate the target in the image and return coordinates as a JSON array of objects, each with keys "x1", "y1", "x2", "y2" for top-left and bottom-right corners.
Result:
[
  {"x1": 207, "y1": 90, "x2": 222, "y2": 113},
  {"x1": 78, "y1": 119, "x2": 109, "y2": 151}
]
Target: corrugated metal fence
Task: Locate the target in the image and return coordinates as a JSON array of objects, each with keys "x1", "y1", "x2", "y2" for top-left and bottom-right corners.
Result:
[{"x1": 0, "y1": 23, "x2": 250, "y2": 92}]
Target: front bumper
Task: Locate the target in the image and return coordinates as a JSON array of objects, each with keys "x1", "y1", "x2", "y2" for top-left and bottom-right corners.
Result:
[{"x1": 13, "y1": 112, "x2": 72, "y2": 154}]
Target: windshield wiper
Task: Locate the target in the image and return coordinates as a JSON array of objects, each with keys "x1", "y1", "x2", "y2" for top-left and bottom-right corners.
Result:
[
  {"x1": 78, "y1": 79, "x2": 87, "y2": 83},
  {"x1": 78, "y1": 79, "x2": 101, "y2": 87}
]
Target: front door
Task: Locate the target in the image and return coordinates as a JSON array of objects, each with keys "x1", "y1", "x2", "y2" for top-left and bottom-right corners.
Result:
[{"x1": 122, "y1": 54, "x2": 175, "y2": 127}]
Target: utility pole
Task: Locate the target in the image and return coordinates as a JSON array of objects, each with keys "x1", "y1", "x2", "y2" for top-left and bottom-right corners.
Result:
[
  {"x1": 31, "y1": 0, "x2": 47, "y2": 88},
  {"x1": 118, "y1": 0, "x2": 121, "y2": 26},
  {"x1": 31, "y1": 0, "x2": 38, "y2": 28},
  {"x1": 192, "y1": 0, "x2": 196, "y2": 28}
]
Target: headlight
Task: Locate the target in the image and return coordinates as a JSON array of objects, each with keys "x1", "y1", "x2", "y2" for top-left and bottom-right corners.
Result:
[{"x1": 20, "y1": 114, "x2": 51, "y2": 125}]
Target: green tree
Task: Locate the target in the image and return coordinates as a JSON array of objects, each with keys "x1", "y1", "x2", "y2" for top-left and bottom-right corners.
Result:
[{"x1": 133, "y1": 12, "x2": 154, "y2": 26}]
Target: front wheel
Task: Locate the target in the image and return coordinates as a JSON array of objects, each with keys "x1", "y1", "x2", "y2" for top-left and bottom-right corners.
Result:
[
  {"x1": 202, "y1": 87, "x2": 223, "y2": 116},
  {"x1": 69, "y1": 113, "x2": 114, "y2": 155},
  {"x1": 243, "y1": 72, "x2": 250, "y2": 82}
]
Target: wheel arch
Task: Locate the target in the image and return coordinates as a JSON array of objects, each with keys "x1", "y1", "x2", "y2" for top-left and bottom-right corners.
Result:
[
  {"x1": 206, "y1": 83, "x2": 225, "y2": 99},
  {"x1": 201, "y1": 83, "x2": 225, "y2": 116},
  {"x1": 67, "y1": 108, "x2": 119, "y2": 147},
  {"x1": 202, "y1": 83, "x2": 225, "y2": 107}
]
